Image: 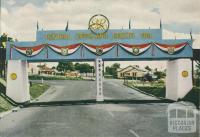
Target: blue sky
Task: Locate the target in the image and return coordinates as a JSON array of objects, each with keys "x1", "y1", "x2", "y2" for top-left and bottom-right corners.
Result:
[{"x1": 1, "y1": 0, "x2": 200, "y2": 68}]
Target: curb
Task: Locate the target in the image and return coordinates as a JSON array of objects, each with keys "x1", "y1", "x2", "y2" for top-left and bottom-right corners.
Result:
[{"x1": 0, "y1": 107, "x2": 20, "y2": 119}]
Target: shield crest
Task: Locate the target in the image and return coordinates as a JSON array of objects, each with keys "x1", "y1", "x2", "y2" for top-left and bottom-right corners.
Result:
[
  {"x1": 96, "y1": 47, "x2": 103, "y2": 55},
  {"x1": 167, "y1": 47, "x2": 175, "y2": 54},
  {"x1": 132, "y1": 47, "x2": 140, "y2": 55},
  {"x1": 61, "y1": 48, "x2": 68, "y2": 56},
  {"x1": 26, "y1": 48, "x2": 33, "y2": 56}
]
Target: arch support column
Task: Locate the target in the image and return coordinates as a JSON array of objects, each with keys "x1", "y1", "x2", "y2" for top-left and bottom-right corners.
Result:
[
  {"x1": 6, "y1": 60, "x2": 30, "y2": 103},
  {"x1": 166, "y1": 59, "x2": 192, "y2": 101},
  {"x1": 95, "y1": 58, "x2": 104, "y2": 101}
]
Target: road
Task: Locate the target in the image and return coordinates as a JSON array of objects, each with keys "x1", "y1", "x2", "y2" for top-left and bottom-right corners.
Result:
[{"x1": 0, "y1": 79, "x2": 199, "y2": 137}]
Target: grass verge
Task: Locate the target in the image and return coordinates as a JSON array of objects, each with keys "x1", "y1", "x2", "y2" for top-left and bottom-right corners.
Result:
[
  {"x1": 0, "y1": 94, "x2": 13, "y2": 112},
  {"x1": 30, "y1": 82, "x2": 50, "y2": 99},
  {"x1": 124, "y1": 82, "x2": 200, "y2": 108},
  {"x1": 29, "y1": 75, "x2": 83, "y2": 81},
  {"x1": 180, "y1": 87, "x2": 200, "y2": 108},
  {"x1": 0, "y1": 82, "x2": 50, "y2": 112}
]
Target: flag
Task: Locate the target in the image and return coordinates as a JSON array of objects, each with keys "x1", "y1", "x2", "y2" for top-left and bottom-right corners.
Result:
[
  {"x1": 160, "y1": 19, "x2": 162, "y2": 29},
  {"x1": 65, "y1": 21, "x2": 69, "y2": 31},
  {"x1": 129, "y1": 19, "x2": 131, "y2": 29},
  {"x1": 37, "y1": 21, "x2": 39, "y2": 31},
  {"x1": 190, "y1": 30, "x2": 193, "y2": 40}
]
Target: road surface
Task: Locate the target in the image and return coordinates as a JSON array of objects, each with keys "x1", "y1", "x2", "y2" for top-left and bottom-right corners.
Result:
[{"x1": 0, "y1": 79, "x2": 199, "y2": 137}]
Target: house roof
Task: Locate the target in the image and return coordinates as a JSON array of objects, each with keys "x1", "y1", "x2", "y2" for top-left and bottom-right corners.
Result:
[{"x1": 118, "y1": 65, "x2": 146, "y2": 73}]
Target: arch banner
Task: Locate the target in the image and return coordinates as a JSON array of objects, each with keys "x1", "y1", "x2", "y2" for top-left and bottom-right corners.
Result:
[
  {"x1": 83, "y1": 43, "x2": 116, "y2": 56},
  {"x1": 154, "y1": 42, "x2": 188, "y2": 54},
  {"x1": 48, "y1": 43, "x2": 81, "y2": 56},
  {"x1": 12, "y1": 44, "x2": 45, "y2": 57},
  {"x1": 118, "y1": 43, "x2": 152, "y2": 55}
]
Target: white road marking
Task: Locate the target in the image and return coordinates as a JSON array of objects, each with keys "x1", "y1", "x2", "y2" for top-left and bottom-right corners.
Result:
[
  {"x1": 129, "y1": 129, "x2": 141, "y2": 137},
  {"x1": 107, "y1": 111, "x2": 114, "y2": 117}
]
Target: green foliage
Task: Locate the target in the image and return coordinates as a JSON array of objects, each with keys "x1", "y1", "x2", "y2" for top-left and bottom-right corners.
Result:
[
  {"x1": 57, "y1": 61, "x2": 74, "y2": 72},
  {"x1": 0, "y1": 33, "x2": 14, "y2": 48},
  {"x1": 0, "y1": 83, "x2": 6, "y2": 94},
  {"x1": 180, "y1": 87, "x2": 200, "y2": 108},
  {"x1": 154, "y1": 71, "x2": 166, "y2": 79},
  {"x1": 135, "y1": 86, "x2": 166, "y2": 97},
  {"x1": 195, "y1": 61, "x2": 200, "y2": 87},
  {"x1": 0, "y1": 82, "x2": 12, "y2": 112},
  {"x1": 0, "y1": 94, "x2": 13, "y2": 112},
  {"x1": 74, "y1": 63, "x2": 94, "y2": 73},
  {"x1": 158, "y1": 79, "x2": 165, "y2": 84},
  {"x1": 105, "y1": 63, "x2": 120, "y2": 77},
  {"x1": 29, "y1": 75, "x2": 83, "y2": 80},
  {"x1": 126, "y1": 82, "x2": 199, "y2": 108},
  {"x1": 196, "y1": 61, "x2": 200, "y2": 77},
  {"x1": 30, "y1": 83, "x2": 50, "y2": 99},
  {"x1": 145, "y1": 65, "x2": 152, "y2": 71}
]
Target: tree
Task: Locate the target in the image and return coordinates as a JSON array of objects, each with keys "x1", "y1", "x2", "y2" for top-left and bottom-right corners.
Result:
[
  {"x1": 74, "y1": 63, "x2": 93, "y2": 76},
  {"x1": 154, "y1": 70, "x2": 166, "y2": 79},
  {"x1": 0, "y1": 33, "x2": 14, "y2": 78},
  {"x1": 195, "y1": 60, "x2": 200, "y2": 86},
  {"x1": 75, "y1": 63, "x2": 92, "y2": 73},
  {"x1": 112, "y1": 63, "x2": 120, "y2": 69},
  {"x1": 56, "y1": 62, "x2": 74, "y2": 72},
  {"x1": 145, "y1": 66, "x2": 152, "y2": 72},
  {"x1": 105, "y1": 63, "x2": 120, "y2": 77},
  {"x1": 0, "y1": 33, "x2": 14, "y2": 48}
]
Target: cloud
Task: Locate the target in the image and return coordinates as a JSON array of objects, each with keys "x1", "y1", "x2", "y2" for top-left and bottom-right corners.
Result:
[
  {"x1": 6, "y1": 0, "x2": 16, "y2": 6},
  {"x1": 151, "y1": 8, "x2": 160, "y2": 15},
  {"x1": 1, "y1": 0, "x2": 199, "y2": 49}
]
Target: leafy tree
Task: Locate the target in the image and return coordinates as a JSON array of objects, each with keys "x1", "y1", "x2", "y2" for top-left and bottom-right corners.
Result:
[
  {"x1": 74, "y1": 63, "x2": 94, "y2": 76},
  {"x1": 0, "y1": 33, "x2": 14, "y2": 78},
  {"x1": 56, "y1": 62, "x2": 74, "y2": 72},
  {"x1": 0, "y1": 33, "x2": 14, "y2": 48},
  {"x1": 112, "y1": 63, "x2": 120, "y2": 69},
  {"x1": 145, "y1": 66, "x2": 152, "y2": 71},
  {"x1": 196, "y1": 61, "x2": 200, "y2": 76},
  {"x1": 154, "y1": 70, "x2": 166, "y2": 79},
  {"x1": 75, "y1": 63, "x2": 92, "y2": 73},
  {"x1": 105, "y1": 63, "x2": 120, "y2": 77},
  {"x1": 195, "y1": 61, "x2": 200, "y2": 86}
]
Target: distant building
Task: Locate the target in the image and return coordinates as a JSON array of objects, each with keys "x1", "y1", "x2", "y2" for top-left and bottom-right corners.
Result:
[
  {"x1": 65, "y1": 71, "x2": 80, "y2": 78},
  {"x1": 28, "y1": 64, "x2": 39, "y2": 75},
  {"x1": 117, "y1": 65, "x2": 146, "y2": 79},
  {"x1": 39, "y1": 65, "x2": 56, "y2": 75}
]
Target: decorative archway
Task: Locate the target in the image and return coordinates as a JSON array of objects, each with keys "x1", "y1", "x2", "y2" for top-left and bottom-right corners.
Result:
[{"x1": 5, "y1": 23, "x2": 193, "y2": 103}]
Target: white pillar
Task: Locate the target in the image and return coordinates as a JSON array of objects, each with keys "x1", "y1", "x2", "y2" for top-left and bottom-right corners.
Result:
[
  {"x1": 95, "y1": 58, "x2": 104, "y2": 101},
  {"x1": 166, "y1": 59, "x2": 193, "y2": 101},
  {"x1": 6, "y1": 60, "x2": 30, "y2": 103}
]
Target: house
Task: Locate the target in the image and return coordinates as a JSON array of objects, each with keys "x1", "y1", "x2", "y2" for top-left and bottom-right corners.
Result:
[
  {"x1": 117, "y1": 65, "x2": 146, "y2": 80},
  {"x1": 38, "y1": 64, "x2": 56, "y2": 75},
  {"x1": 65, "y1": 71, "x2": 80, "y2": 78}
]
